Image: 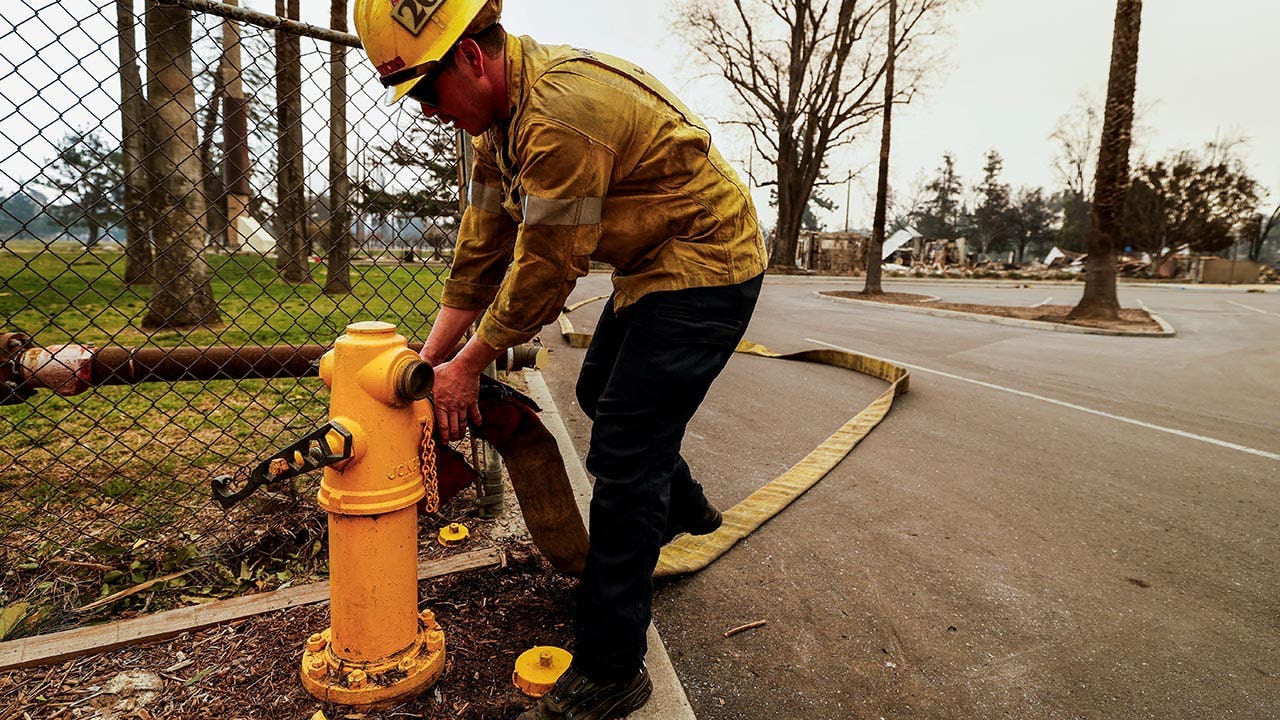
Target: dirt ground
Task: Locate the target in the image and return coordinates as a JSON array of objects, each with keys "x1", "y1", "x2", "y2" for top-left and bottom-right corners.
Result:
[
  {"x1": 0, "y1": 543, "x2": 574, "y2": 720},
  {"x1": 824, "y1": 290, "x2": 1163, "y2": 332}
]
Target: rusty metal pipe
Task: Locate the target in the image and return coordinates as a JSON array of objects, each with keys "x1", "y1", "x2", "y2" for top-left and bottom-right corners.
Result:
[
  {"x1": 1, "y1": 331, "x2": 546, "y2": 404},
  {"x1": 89, "y1": 344, "x2": 327, "y2": 386}
]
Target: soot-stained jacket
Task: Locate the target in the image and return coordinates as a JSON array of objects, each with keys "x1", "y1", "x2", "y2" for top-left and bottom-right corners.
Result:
[{"x1": 441, "y1": 33, "x2": 766, "y2": 351}]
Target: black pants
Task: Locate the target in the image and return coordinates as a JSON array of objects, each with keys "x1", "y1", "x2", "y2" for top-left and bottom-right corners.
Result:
[{"x1": 572, "y1": 273, "x2": 763, "y2": 681}]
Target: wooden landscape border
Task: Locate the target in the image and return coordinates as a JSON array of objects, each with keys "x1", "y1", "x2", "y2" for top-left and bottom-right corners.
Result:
[{"x1": 0, "y1": 547, "x2": 504, "y2": 672}]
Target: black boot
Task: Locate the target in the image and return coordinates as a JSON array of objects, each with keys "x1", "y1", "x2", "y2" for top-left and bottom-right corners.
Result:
[
  {"x1": 661, "y1": 503, "x2": 723, "y2": 545},
  {"x1": 516, "y1": 665, "x2": 652, "y2": 720}
]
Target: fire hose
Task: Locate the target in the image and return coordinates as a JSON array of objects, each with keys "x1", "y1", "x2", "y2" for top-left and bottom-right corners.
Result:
[{"x1": 557, "y1": 296, "x2": 911, "y2": 577}]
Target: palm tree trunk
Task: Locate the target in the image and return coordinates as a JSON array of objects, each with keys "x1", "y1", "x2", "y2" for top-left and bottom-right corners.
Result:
[{"x1": 1070, "y1": 0, "x2": 1141, "y2": 320}]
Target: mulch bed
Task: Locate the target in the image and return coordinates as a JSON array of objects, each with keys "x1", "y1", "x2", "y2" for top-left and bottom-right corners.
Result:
[
  {"x1": 0, "y1": 544, "x2": 575, "y2": 720},
  {"x1": 825, "y1": 291, "x2": 1163, "y2": 332}
]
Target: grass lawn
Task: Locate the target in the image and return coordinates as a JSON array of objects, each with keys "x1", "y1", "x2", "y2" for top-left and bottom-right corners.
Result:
[{"x1": 0, "y1": 245, "x2": 449, "y2": 635}]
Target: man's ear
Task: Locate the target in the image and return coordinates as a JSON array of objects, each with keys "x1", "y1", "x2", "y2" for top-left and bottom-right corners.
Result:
[{"x1": 454, "y1": 38, "x2": 487, "y2": 77}]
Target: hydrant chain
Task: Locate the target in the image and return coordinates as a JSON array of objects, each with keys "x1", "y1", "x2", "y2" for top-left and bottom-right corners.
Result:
[{"x1": 419, "y1": 420, "x2": 440, "y2": 513}]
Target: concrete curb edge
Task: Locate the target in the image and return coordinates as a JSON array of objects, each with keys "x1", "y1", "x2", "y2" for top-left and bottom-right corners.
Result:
[
  {"x1": 522, "y1": 370, "x2": 698, "y2": 720},
  {"x1": 815, "y1": 292, "x2": 1177, "y2": 337}
]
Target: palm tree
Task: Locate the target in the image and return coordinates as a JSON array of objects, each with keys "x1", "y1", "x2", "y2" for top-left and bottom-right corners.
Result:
[{"x1": 1069, "y1": 0, "x2": 1142, "y2": 320}]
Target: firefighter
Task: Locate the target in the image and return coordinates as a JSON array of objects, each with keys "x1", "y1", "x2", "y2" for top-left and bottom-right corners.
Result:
[{"x1": 354, "y1": 1, "x2": 766, "y2": 717}]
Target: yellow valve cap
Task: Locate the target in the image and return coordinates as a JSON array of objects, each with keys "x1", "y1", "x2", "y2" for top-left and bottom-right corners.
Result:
[
  {"x1": 437, "y1": 522, "x2": 470, "y2": 546},
  {"x1": 513, "y1": 646, "x2": 572, "y2": 697}
]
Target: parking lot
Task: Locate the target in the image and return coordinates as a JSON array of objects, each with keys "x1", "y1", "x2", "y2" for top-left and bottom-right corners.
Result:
[{"x1": 541, "y1": 276, "x2": 1279, "y2": 719}]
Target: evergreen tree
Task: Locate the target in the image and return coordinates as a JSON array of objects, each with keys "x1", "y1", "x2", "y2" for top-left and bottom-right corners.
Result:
[
  {"x1": 971, "y1": 150, "x2": 1012, "y2": 258},
  {"x1": 914, "y1": 153, "x2": 962, "y2": 240},
  {"x1": 43, "y1": 131, "x2": 123, "y2": 247}
]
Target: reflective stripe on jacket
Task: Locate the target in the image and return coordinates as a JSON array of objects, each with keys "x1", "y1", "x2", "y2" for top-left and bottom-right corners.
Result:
[{"x1": 441, "y1": 34, "x2": 766, "y2": 351}]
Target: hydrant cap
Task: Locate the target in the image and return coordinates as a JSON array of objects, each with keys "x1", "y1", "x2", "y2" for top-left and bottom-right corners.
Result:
[
  {"x1": 437, "y1": 522, "x2": 470, "y2": 546},
  {"x1": 346, "y1": 320, "x2": 397, "y2": 335},
  {"x1": 513, "y1": 646, "x2": 572, "y2": 697}
]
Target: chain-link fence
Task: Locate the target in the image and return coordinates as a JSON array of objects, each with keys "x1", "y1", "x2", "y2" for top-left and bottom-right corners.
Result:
[{"x1": 0, "y1": 0, "x2": 463, "y2": 639}]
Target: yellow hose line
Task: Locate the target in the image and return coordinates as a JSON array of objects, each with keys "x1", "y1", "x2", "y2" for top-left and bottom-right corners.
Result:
[
  {"x1": 558, "y1": 295, "x2": 608, "y2": 349},
  {"x1": 557, "y1": 299, "x2": 911, "y2": 578}
]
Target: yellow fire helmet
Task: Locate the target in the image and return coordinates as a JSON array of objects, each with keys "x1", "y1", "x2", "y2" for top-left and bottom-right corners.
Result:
[{"x1": 353, "y1": 0, "x2": 501, "y2": 104}]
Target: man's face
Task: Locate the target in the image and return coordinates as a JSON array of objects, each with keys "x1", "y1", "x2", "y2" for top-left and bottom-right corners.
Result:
[{"x1": 408, "y1": 46, "x2": 495, "y2": 136}]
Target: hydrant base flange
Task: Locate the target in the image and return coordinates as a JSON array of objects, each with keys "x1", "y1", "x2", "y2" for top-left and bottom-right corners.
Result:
[{"x1": 301, "y1": 611, "x2": 446, "y2": 708}]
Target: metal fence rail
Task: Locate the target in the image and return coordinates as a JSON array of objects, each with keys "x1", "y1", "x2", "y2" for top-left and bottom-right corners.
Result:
[{"x1": 0, "y1": 0, "x2": 460, "y2": 639}]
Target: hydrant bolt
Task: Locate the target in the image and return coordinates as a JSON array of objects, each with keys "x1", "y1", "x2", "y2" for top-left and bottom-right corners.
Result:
[
  {"x1": 306, "y1": 633, "x2": 327, "y2": 652},
  {"x1": 398, "y1": 656, "x2": 416, "y2": 673},
  {"x1": 307, "y1": 658, "x2": 327, "y2": 680},
  {"x1": 347, "y1": 669, "x2": 367, "y2": 690},
  {"x1": 427, "y1": 629, "x2": 444, "y2": 652}
]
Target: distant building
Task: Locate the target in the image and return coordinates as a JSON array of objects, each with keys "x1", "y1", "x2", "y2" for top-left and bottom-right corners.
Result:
[{"x1": 797, "y1": 230, "x2": 870, "y2": 274}]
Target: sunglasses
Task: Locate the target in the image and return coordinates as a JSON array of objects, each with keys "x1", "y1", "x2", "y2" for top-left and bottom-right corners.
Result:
[{"x1": 405, "y1": 60, "x2": 451, "y2": 108}]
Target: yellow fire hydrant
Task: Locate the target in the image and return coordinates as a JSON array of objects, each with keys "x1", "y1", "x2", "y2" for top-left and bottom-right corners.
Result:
[{"x1": 301, "y1": 321, "x2": 444, "y2": 706}]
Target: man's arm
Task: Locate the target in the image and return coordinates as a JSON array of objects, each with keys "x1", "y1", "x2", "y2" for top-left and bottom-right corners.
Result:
[
  {"x1": 427, "y1": 133, "x2": 518, "y2": 441},
  {"x1": 419, "y1": 304, "x2": 484, "y2": 365}
]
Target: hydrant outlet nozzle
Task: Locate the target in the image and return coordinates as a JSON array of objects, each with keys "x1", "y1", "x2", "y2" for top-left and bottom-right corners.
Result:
[{"x1": 394, "y1": 359, "x2": 433, "y2": 402}]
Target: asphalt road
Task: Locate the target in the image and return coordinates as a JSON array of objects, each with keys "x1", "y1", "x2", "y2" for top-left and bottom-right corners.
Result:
[{"x1": 536, "y1": 275, "x2": 1279, "y2": 720}]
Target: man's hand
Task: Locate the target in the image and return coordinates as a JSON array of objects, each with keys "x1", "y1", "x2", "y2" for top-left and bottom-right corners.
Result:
[
  {"x1": 430, "y1": 359, "x2": 483, "y2": 442},
  {"x1": 417, "y1": 306, "x2": 502, "y2": 441}
]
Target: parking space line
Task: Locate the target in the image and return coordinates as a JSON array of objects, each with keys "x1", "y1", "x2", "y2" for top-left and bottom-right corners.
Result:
[
  {"x1": 1227, "y1": 300, "x2": 1278, "y2": 317},
  {"x1": 806, "y1": 338, "x2": 1280, "y2": 462},
  {"x1": 1032, "y1": 296, "x2": 1053, "y2": 307}
]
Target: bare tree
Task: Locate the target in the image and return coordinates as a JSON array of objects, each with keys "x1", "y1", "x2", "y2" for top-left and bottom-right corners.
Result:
[
  {"x1": 142, "y1": 0, "x2": 221, "y2": 329},
  {"x1": 117, "y1": 0, "x2": 152, "y2": 284},
  {"x1": 275, "y1": 0, "x2": 309, "y2": 283},
  {"x1": 1069, "y1": 0, "x2": 1141, "y2": 321},
  {"x1": 198, "y1": 57, "x2": 226, "y2": 250},
  {"x1": 677, "y1": 0, "x2": 947, "y2": 270},
  {"x1": 324, "y1": 0, "x2": 353, "y2": 294},
  {"x1": 862, "y1": 0, "x2": 896, "y2": 294},
  {"x1": 1049, "y1": 94, "x2": 1100, "y2": 253},
  {"x1": 1050, "y1": 95, "x2": 1101, "y2": 198}
]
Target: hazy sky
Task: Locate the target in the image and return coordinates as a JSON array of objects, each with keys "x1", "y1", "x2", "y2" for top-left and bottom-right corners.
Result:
[
  {"x1": 5, "y1": 1, "x2": 1276, "y2": 232},
  {"x1": 478, "y1": 0, "x2": 1280, "y2": 229}
]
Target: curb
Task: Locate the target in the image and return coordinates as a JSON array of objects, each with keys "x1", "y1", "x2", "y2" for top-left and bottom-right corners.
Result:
[
  {"x1": 815, "y1": 292, "x2": 1177, "y2": 337},
  {"x1": 523, "y1": 370, "x2": 698, "y2": 720},
  {"x1": 750, "y1": 273, "x2": 1277, "y2": 292}
]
